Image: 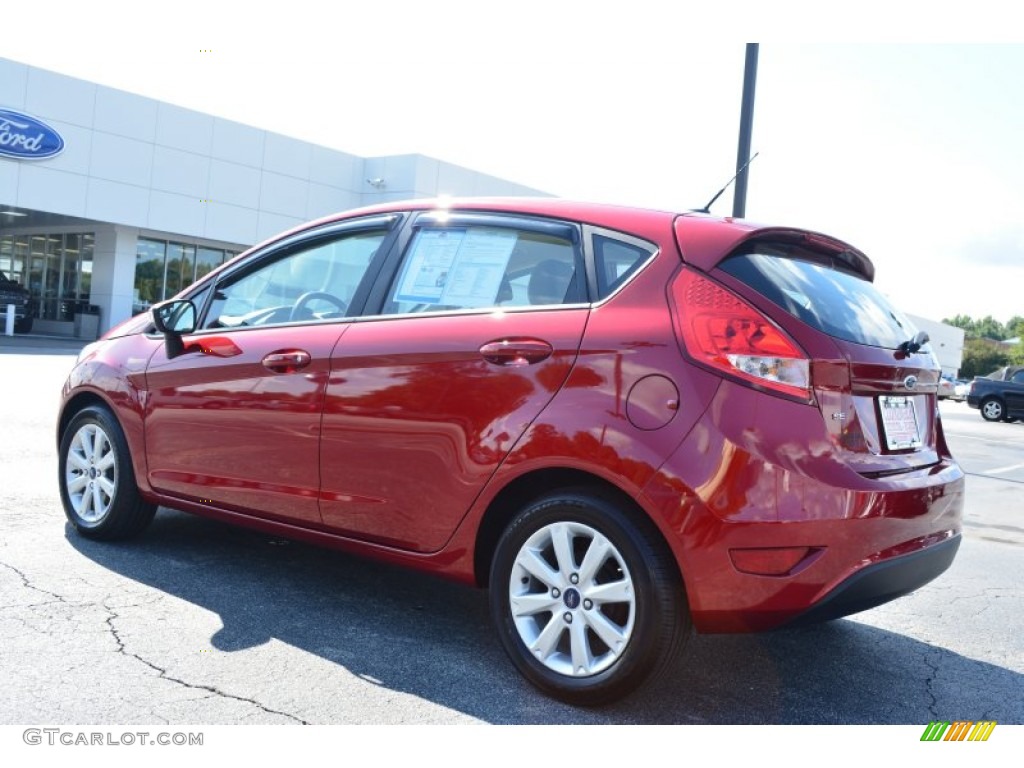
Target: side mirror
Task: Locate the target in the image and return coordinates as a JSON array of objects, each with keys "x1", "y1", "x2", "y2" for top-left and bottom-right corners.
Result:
[{"x1": 152, "y1": 300, "x2": 197, "y2": 359}]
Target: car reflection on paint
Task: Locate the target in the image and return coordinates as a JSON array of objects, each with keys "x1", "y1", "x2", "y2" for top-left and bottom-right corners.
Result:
[{"x1": 57, "y1": 198, "x2": 964, "y2": 705}]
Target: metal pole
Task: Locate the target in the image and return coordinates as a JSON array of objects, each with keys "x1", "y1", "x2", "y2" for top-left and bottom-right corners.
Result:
[{"x1": 733, "y1": 43, "x2": 759, "y2": 219}]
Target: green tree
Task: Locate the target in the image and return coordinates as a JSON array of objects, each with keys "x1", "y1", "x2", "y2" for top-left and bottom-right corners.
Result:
[
  {"x1": 959, "y1": 337, "x2": 1009, "y2": 379},
  {"x1": 943, "y1": 314, "x2": 975, "y2": 332},
  {"x1": 942, "y1": 314, "x2": 1011, "y2": 342},
  {"x1": 1006, "y1": 315, "x2": 1024, "y2": 340},
  {"x1": 975, "y1": 315, "x2": 1007, "y2": 341}
]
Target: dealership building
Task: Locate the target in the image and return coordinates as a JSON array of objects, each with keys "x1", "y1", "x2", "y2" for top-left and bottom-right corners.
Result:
[{"x1": 0, "y1": 57, "x2": 544, "y2": 337}]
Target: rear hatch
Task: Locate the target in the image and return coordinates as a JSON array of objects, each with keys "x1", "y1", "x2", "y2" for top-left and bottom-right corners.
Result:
[{"x1": 708, "y1": 231, "x2": 941, "y2": 475}]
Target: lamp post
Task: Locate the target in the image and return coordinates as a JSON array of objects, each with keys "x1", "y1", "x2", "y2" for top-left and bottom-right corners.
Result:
[{"x1": 733, "y1": 43, "x2": 759, "y2": 219}]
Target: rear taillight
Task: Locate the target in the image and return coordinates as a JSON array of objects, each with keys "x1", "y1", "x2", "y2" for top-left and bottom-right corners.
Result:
[{"x1": 671, "y1": 269, "x2": 811, "y2": 400}]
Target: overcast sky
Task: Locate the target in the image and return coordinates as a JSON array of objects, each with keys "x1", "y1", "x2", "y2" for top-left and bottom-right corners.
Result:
[{"x1": 4, "y1": 2, "x2": 1022, "y2": 323}]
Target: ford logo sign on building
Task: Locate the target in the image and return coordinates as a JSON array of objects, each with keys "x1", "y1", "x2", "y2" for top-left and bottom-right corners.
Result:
[{"x1": 0, "y1": 108, "x2": 65, "y2": 160}]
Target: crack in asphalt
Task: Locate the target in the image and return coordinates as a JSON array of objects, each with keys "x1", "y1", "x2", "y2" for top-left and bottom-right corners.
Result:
[
  {"x1": 0, "y1": 600, "x2": 67, "y2": 612},
  {"x1": 0, "y1": 560, "x2": 69, "y2": 605},
  {"x1": 922, "y1": 649, "x2": 941, "y2": 719},
  {"x1": 3, "y1": 557, "x2": 309, "y2": 724},
  {"x1": 102, "y1": 602, "x2": 310, "y2": 725}
]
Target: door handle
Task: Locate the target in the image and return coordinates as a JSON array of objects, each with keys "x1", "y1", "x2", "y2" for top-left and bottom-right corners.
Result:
[
  {"x1": 262, "y1": 350, "x2": 312, "y2": 373},
  {"x1": 479, "y1": 338, "x2": 553, "y2": 367}
]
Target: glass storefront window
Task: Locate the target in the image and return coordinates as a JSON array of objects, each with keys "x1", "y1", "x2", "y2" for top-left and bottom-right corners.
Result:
[
  {"x1": 45, "y1": 234, "x2": 66, "y2": 319},
  {"x1": 80, "y1": 234, "x2": 93, "y2": 302},
  {"x1": 29, "y1": 235, "x2": 46, "y2": 318},
  {"x1": 63, "y1": 234, "x2": 81, "y2": 301},
  {"x1": 13, "y1": 236, "x2": 28, "y2": 285},
  {"x1": 196, "y1": 247, "x2": 225, "y2": 283},
  {"x1": 0, "y1": 232, "x2": 94, "y2": 321},
  {"x1": 164, "y1": 243, "x2": 196, "y2": 298},
  {"x1": 0, "y1": 236, "x2": 12, "y2": 277},
  {"x1": 134, "y1": 239, "x2": 166, "y2": 314},
  {"x1": 133, "y1": 238, "x2": 236, "y2": 315}
]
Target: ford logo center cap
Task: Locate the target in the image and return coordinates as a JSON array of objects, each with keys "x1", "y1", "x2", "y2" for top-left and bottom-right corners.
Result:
[{"x1": 0, "y1": 108, "x2": 65, "y2": 160}]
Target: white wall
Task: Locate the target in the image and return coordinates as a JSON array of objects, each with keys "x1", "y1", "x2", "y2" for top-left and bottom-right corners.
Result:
[
  {"x1": 1, "y1": 59, "x2": 545, "y2": 241},
  {"x1": 89, "y1": 226, "x2": 137, "y2": 331},
  {"x1": 360, "y1": 154, "x2": 545, "y2": 205},
  {"x1": 1, "y1": 59, "x2": 371, "y2": 246},
  {"x1": 908, "y1": 314, "x2": 965, "y2": 377},
  {"x1": 0, "y1": 57, "x2": 548, "y2": 332}
]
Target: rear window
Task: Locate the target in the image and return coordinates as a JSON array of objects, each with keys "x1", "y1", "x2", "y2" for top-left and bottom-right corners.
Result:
[{"x1": 719, "y1": 250, "x2": 920, "y2": 349}]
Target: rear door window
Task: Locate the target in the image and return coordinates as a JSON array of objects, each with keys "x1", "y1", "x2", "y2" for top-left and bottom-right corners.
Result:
[
  {"x1": 719, "y1": 250, "x2": 921, "y2": 349},
  {"x1": 382, "y1": 220, "x2": 583, "y2": 314}
]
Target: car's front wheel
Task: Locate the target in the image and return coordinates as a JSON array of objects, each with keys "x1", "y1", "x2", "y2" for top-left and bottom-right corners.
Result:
[
  {"x1": 58, "y1": 405, "x2": 156, "y2": 540},
  {"x1": 980, "y1": 397, "x2": 1005, "y2": 422},
  {"x1": 489, "y1": 490, "x2": 689, "y2": 705}
]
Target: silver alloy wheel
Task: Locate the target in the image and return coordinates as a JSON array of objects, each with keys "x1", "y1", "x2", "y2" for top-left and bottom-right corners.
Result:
[
  {"x1": 982, "y1": 400, "x2": 1004, "y2": 420},
  {"x1": 508, "y1": 521, "x2": 635, "y2": 677},
  {"x1": 65, "y1": 423, "x2": 118, "y2": 523}
]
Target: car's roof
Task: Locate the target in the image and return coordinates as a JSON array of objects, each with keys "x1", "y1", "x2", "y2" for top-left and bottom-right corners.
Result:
[
  {"x1": 250, "y1": 196, "x2": 873, "y2": 280},
  {"x1": 318, "y1": 196, "x2": 704, "y2": 238}
]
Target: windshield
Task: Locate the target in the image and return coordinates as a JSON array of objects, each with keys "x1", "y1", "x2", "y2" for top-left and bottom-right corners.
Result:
[{"x1": 719, "y1": 250, "x2": 921, "y2": 350}]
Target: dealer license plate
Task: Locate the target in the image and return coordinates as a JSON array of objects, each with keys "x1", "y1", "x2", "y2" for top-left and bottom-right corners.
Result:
[{"x1": 879, "y1": 395, "x2": 922, "y2": 450}]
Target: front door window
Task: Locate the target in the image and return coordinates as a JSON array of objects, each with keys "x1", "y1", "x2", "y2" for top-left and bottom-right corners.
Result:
[
  {"x1": 204, "y1": 228, "x2": 388, "y2": 329},
  {"x1": 142, "y1": 221, "x2": 393, "y2": 523}
]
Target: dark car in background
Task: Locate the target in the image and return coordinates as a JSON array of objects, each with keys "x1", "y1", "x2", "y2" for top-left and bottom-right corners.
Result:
[
  {"x1": 967, "y1": 366, "x2": 1024, "y2": 422},
  {"x1": 0, "y1": 270, "x2": 35, "y2": 333},
  {"x1": 56, "y1": 198, "x2": 964, "y2": 704}
]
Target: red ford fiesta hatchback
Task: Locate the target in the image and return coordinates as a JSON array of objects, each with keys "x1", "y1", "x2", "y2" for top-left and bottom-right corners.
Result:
[{"x1": 58, "y1": 199, "x2": 963, "y2": 704}]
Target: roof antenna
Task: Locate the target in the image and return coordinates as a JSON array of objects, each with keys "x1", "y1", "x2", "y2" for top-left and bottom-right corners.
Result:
[{"x1": 693, "y1": 152, "x2": 759, "y2": 214}]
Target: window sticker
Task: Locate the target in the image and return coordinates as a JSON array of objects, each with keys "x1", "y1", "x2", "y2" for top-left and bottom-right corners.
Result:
[
  {"x1": 394, "y1": 229, "x2": 465, "y2": 303},
  {"x1": 395, "y1": 227, "x2": 518, "y2": 308}
]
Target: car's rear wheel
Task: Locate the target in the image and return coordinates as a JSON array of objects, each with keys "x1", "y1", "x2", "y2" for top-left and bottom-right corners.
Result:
[
  {"x1": 980, "y1": 397, "x2": 1005, "y2": 422},
  {"x1": 489, "y1": 490, "x2": 689, "y2": 705},
  {"x1": 59, "y1": 406, "x2": 156, "y2": 540},
  {"x1": 13, "y1": 316, "x2": 32, "y2": 334}
]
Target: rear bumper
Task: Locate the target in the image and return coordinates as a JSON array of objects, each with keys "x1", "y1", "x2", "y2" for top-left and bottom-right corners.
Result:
[
  {"x1": 782, "y1": 533, "x2": 960, "y2": 627},
  {"x1": 644, "y1": 456, "x2": 965, "y2": 633},
  {"x1": 641, "y1": 385, "x2": 965, "y2": 633}
]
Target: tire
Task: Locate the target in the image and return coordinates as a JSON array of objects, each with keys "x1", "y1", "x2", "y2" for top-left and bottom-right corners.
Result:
[
  {"x1": 980, "y1": 397, "x2": 1005, "y2": 422},
  {"x1": 14, "y1": 316, "x2": 32, "y2": 334},
  {"x1": 489, "y1": 489, "x2": 690, "y2": 705},
  {"x1": 58, "y1": 405, "x2": 156, "y2": 540}
]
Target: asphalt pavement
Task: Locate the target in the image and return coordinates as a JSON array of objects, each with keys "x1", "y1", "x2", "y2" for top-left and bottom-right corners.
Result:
[{"x1": 1, "y1": 345, "x2": 1020, "y2": 724}]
